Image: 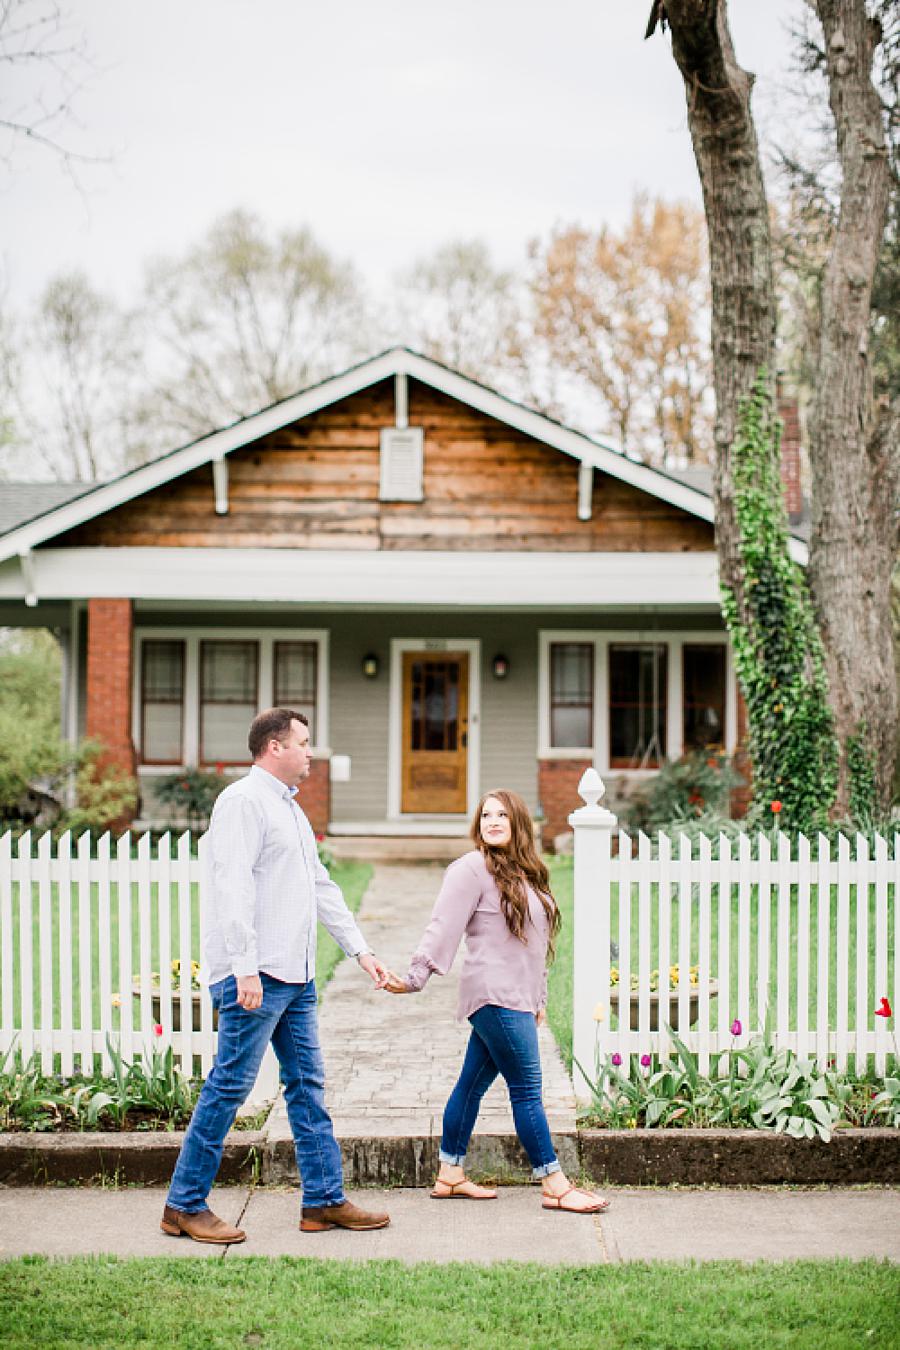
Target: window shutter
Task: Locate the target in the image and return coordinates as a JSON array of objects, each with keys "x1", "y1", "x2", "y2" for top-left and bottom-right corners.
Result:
[{"x1": 379, "y1": 427, "x2": 424, "y2": 501}]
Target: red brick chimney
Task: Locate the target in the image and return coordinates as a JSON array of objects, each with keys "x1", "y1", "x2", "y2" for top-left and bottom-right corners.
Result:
[{"x1": 776, "y1": 376, "x2": 803, "y2": 521}]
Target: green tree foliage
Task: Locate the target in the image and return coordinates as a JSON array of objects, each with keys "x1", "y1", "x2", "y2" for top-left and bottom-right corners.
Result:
[
  {"x1": 720, "y1": 375, "x2": 838, "y2": 831},
  {"x1": 0, "y1": 628, "x2": 136, "y2": 832}
]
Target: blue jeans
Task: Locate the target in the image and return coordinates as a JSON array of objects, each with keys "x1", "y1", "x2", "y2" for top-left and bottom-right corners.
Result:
[
  {"x1": 440, "y1": 1004, "x2": 561, "y2": 1180},
  {"x1": 167, "y1": 974, "x2": 344, "y2": 1213}
]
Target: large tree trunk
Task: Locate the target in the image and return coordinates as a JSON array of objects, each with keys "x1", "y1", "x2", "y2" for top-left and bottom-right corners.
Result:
[
  {"x1": 660, "y1": 1, "x2": 777, "y2": 626},
  {"x1": 808, "y1": 0, "x2": 898, "y2": 812},
  {"x1": 656, "y1": 0, "x2": 899, "y2": 814}
]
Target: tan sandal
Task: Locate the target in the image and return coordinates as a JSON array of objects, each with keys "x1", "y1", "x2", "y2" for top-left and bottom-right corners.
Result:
[
  {"x1": 541, "y1": 1184, "x2": 609, "y2": 1214},
  {"x1": 430, "y1": 1177, "x2": 498, "y2": 1201}
]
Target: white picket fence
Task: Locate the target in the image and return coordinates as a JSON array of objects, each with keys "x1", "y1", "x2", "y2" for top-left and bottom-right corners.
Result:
[
  {"x1": 571, "y1": 771, "x2": 899, "y2": 1095},
  {"x1": 0, "y1": 830, "x2": 278, "y2": 1102}
]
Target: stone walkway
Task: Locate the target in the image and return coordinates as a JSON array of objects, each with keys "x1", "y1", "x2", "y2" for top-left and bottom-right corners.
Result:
[{"x1": 267, "y1": 862, "x2": 577, "y2": 1155}]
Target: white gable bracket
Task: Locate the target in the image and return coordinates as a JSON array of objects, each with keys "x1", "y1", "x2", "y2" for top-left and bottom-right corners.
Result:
[
  {"x1": 212, "y1": 455, "x2": 229, "y2": 515},
  {"x1": 394, "y1": 373, "x2": 408, "y2": 430},
  {"x1": 577, "y1": 463, "x2": 594, "y2": 521},
  {"x1": 19, "y1": 550, "x2": 37, "y2": 607}
]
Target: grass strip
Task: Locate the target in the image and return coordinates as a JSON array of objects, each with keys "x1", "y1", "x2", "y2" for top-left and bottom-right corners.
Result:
[
  {"x1": 314, "y1": 861, "x2": 373, "y2": 996},
  {"x1": 0, "y1": 1255, "x2": 896, "y2": 1349}
]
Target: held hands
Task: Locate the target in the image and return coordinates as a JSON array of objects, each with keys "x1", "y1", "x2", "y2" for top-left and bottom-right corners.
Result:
[
  {"x1": 383, "y1": 970, "x2": 411, "y2": 994},
  {"x1": 357, "y1": 953, "x2": 391, "y2": 989}
]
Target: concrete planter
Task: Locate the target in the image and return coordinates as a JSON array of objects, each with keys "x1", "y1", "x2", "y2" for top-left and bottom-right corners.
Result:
[
  {"x1": 610, "y1": 982, "x2": 718, "y2": 1031},
  {"x1": 132, "y1": 985, "x2": 217, "y2": 1033}
]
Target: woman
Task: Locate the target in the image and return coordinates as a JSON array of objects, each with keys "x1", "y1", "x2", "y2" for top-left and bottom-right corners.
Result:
[{"x1": 385, "y1": 789, "x2": 608, "y2": 1214}]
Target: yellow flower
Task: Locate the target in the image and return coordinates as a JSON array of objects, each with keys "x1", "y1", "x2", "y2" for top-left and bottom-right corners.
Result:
[
  {"x1": 593, "y1": 1003, "x2": 606, "y2": 1022},
  {"x1": 110, "y1": 994, "x2": 121, "y2": 1008}
]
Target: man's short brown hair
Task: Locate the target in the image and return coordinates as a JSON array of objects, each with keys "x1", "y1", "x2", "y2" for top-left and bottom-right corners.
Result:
[{"x1": 248, "y1": 707, "x2": 308, "y2": 760}]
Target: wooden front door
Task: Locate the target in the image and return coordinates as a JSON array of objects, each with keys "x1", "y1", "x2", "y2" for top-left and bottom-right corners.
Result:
[{"x1": 401, "y1": 652, "x2": 469, "y2": 813}]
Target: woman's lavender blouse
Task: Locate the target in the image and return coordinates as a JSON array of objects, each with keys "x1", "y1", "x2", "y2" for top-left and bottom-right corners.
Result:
[{"x1": 404, "y1": 850, "x2": 550, "y2": 1020}]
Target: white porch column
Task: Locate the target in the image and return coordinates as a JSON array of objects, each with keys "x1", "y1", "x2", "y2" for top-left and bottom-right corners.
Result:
[{"x1": 569, "y1": 768, "x2": 617, "y2": 1098}]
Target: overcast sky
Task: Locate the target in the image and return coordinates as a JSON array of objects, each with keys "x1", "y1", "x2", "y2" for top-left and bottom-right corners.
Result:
[{"x1": 4, "y1": 0, "x2": 807, "y2": 309}]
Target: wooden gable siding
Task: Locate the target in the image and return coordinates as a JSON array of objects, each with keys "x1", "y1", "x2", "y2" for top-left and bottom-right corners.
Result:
[{"x1": 50, "y1": 380, "x2": 713, "y2": 552}]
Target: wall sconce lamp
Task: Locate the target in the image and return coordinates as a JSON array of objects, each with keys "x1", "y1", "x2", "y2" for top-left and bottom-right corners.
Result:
[
  {"x1": 362, "y1": 653, "x2": 379, "y2": 679},
  {"x1": 492, "y1": 653, "x2": 510, "y2": 680}
]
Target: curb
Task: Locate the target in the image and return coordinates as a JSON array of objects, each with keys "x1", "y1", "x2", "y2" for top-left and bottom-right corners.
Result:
[
  {"x1": 0, "y1": 1131, "x2": 263, "y2": 1187},
  {"x1": 1, "y1": 1127, "x2": 897, "y2": 1187},
  {"x1": 578, "y1": 1128, "x2": 900, "y2": 1186}
]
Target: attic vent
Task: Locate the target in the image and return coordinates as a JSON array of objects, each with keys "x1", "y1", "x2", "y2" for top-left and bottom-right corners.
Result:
[{"x1": 379, "y1": 427, "x2": 424, "y2": 501}]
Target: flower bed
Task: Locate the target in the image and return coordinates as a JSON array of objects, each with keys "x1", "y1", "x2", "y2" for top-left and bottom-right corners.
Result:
[
  {"x1": 579, "y1": 1024, "x2": 899, "y2": 1140},
  {"x1": 0, "y1": 1040, "x2": 199, "y2": 1133}
]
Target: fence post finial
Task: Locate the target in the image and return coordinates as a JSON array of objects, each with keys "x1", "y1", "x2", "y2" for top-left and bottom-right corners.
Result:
[{"x1": 569, "y1": 767, "x2": 617, "y2": 828}]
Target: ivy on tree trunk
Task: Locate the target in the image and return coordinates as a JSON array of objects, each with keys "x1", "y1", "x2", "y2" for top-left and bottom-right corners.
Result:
[{"x1": 721, "y1": 374, "x2": 838, "y2": 830}]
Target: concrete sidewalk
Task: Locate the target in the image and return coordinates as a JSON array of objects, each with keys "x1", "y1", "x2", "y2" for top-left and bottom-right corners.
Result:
[{"x1": 2, "y1": 1185, "x2": 897, "y2": 1264}]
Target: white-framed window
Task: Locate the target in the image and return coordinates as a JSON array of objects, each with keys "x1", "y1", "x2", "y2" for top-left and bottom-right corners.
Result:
[
  {"x1": 141, "y1": 639, "x2": 185, "y2": 765},
  {"x1": 538, "y1": 629, "x2": 735, "y2": 772},
  {"x1": 133, "y1": 627, "x2": 329, "y2": 769}
]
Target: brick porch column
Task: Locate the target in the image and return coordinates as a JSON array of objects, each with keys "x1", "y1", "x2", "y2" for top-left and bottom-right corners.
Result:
[{"x1": 86, "y1": 598, "x2": 137, "y2": 783}]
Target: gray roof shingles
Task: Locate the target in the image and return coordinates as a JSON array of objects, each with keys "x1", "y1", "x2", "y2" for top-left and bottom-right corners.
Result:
[{"x1": 0, "y1": 483, "x2": 98, "y2": 536}]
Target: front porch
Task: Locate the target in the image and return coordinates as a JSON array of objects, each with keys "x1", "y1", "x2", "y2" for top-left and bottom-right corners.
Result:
[{"x1": 31, "y1": 591, "x2": 740, "y2": 841}]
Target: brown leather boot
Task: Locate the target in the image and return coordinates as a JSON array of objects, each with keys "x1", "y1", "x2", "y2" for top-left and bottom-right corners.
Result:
[
  {"x1": 300, "y1": 1198, "x2": 390, "y2": 1232},
  {"x1": 160, "y1": 1204, "x2": 246, "y2": 1244}
]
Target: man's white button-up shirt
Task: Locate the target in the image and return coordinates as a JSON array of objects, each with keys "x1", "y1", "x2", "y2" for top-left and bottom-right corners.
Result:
[{"x1": 202, "y1": 764, "x2": 369, "y2": 986}]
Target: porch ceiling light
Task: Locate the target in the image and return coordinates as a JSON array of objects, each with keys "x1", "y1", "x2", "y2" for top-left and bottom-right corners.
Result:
[
  {"x1": 492, "y1": 653, "x2": 510, "y2": 680},
  {"x1": 362, "y1": 652, "x2": 379, "y2": 678}
]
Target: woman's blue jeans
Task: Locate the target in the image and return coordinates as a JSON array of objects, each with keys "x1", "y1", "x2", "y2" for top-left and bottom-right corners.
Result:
[
  {"x1": 167, "y1": 973, "x2": 344, "y2": 1213},
  {"x1": 440, "y1": 1004, "x2": 561, "y2": 1179}
]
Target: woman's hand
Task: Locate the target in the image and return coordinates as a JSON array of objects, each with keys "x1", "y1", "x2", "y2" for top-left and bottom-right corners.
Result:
[
  {"x1": 536, "y1": 1008, "x2": 546, "y2": 1026},
  {"x1": 383, "y1": 971, "x2": 411, "y2": 994}
]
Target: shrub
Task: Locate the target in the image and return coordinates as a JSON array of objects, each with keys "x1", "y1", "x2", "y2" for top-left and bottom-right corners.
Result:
[
  {"x1": 153, "y1": 766, "x2": 228, "y2": 831},
  {"x1": 623, "y1": 750, "x2": 743, "y2": 833}
]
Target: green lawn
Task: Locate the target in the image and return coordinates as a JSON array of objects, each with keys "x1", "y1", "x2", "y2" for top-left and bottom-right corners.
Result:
[
  {"x1": 544, "y1": 858, "x2": 896, "y2": 1070},
  {"x1": 2, "y1": 861, "x2": 373, "y2": 1034},
  {"x1": 546, "y1": 859, "x2": 574, "y2": 1067},
  {"x1": 0, "y1": 1256, "x2": 896, "y2": 1349}
]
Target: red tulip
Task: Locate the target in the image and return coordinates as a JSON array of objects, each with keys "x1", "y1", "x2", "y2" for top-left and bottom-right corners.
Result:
[
  {"x1": 770, "y1": 801, "x2": 782, "y2": 814},
  {"x1": 153, "y1": 1023, "x2": 164, "y2": 1037},
  {"x1": 640, "y1": 1054, "x2": 651, "y2": 1068},
  {"x1": 875, "y1": 997, "x2": 892, "y2": 1019}
]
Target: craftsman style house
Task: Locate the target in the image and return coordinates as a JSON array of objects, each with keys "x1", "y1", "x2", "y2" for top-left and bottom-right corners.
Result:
[{"x1": 0, "y1": 349, "x2": 807, "y2": 840}]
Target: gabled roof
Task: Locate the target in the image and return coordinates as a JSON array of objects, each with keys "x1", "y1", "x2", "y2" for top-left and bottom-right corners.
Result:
[{"x1": 0, "y1": 347, "x2": 809, "y2": 564}]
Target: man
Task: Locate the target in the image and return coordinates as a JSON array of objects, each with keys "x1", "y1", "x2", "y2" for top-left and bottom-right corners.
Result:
[{"x1": 161, "y1": 707, "x2": 391, "y2": 1242}]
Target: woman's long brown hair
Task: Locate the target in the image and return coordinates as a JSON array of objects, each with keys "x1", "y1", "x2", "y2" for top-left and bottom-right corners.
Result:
[{"x1": 470, "y1": 789, "x2": 561, "y2": 962}]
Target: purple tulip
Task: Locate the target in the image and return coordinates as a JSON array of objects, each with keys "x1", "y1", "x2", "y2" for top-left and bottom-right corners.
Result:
[
  {"x1": 640, "y1": 1054, "x2": 651, "y2": 1067},
  {"x1": 730, "y1": 1018, "x2": 742, "y2": 1037},
  {"x1": 611, "y1": 1052, "x2": 622, "y2": 1067}
]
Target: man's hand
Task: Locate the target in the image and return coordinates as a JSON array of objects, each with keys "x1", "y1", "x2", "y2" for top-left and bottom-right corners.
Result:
[
  {"x1": 236, "y1": 974, "x2": 263, "y2": 1010},
  {"x1": 383, "y1": 970, "x2": 411, "y2": 994},
  {"x1": 536, "y1": 1008, "x2": 546, "y2": 1026},
  {"x1": 357, "y1": 953, "x2": 390, "y2": 989}
]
